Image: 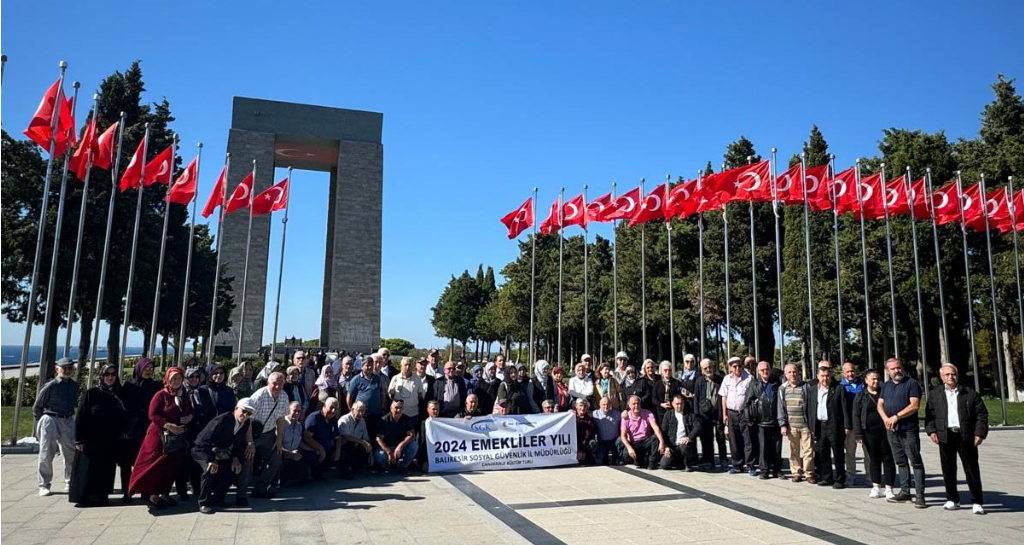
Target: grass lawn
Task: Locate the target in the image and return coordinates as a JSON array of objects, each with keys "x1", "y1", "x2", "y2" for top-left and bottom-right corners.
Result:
[{"x1": 1, "y1": 407, "x2": 36, "y2": 442}]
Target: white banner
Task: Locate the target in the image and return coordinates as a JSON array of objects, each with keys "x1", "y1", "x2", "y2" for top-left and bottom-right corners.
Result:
[{"x1": 424, "y1": 412, "x2": 578, "y2": 473}]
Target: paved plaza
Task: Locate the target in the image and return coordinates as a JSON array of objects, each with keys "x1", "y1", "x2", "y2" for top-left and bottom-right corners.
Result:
[{"x1": 2, "y1": 430, "x2": 1023, "y2": 545}]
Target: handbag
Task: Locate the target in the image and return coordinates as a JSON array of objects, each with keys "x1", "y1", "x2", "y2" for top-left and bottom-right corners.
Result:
[{"x1": 162, "y1": 430, "x2": 190, "y2": 454}]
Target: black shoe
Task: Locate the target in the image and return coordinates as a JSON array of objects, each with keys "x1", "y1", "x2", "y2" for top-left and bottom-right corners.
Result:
[
  {"x1": 888, "y1": 492, "x2": 912, "y2": 503},
  {"x1": 832, "y1": 482, "x2": 845, "y2": 489},
  {"x1": 121, "y1": 494, "x2": 132, "y2": 505},
  {"x1": 914, "y1": 496, "x2": 927, "y2": 509},
  {"x1": 162, "y1": 497, "x2": 179, "y2": 507},
  {"x1": 235, "y1": 497, "x2": 249, "y2": 507},
  {"x1": 684, "y1": 466, "x2": 696, "y2": 472},
  {"x1": 759, "y1": 472, "x2": 770, "y2": 480},
  {"x1": 818, "y1": 480, "x2": 834, "y2": 487},
  {"x1": 199, "y1": 505, "x2": 214, "y2": 514},
  {"x1": 145, "y1": 497, "x2": 166, "y2": 510}
]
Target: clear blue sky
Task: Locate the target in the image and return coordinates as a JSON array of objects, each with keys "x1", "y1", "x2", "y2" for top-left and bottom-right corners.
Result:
[{"x1": 2, "y1": 1, "x2": 1023, "y2": 351}]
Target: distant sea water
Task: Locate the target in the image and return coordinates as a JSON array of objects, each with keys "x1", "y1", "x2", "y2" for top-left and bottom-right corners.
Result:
[{"x1": 1, "y1": 345, "x2": 152, "y2": 367}]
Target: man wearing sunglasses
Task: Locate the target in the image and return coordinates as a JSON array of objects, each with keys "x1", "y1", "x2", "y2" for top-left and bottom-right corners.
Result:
[{"x1": 191, "y1": 398, "x2": 256, "y2": 514}]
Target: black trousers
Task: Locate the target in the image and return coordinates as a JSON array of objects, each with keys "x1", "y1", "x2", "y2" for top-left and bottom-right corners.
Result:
[
  {"x1": 197, "y1": 461, "x2": 239, "y2": 507},
  {"x1": 814, "y1": 424, "x2": 845, "y2": 483},
  {"x1": 339, "y1": 441, "x2": 371, "y2": 475},
  {"x1": 698, "y1": 418, "x2": 728, "y2": 466},
  {"x1": 727, "y1": 410, "x2": 758, "y2": 469},
  {"x1": 175, "y1": 457, "x2": 202, "y2": 497},
  {"x1": 660, "y1": 441, "x2": 698, "y2": 469},
  {"x1": 861, "y1": 427, "x2": 896, "y2": 486},
  {"x1": 939, "y1": 432, "x2": 984, "y2": 504},
  {"x1": 616, "y1": 435, "x2": 660, "y2": 467},
  {"x1": 758, "y1": 426, "x2": 783, "y2": 475}
]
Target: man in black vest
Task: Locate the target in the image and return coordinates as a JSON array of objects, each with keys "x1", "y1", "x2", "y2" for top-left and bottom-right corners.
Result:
[
  {"x1": 804, "y1": 365, "x2": 846, "y2": 488},
  {"x1": 925, "y1": 363, "x2": 989, "y2": 515}
]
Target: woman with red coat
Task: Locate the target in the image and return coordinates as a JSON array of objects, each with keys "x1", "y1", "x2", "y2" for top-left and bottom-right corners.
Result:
[{"x1": 129, "y1": 367, "x2": 194, "y2": 510}]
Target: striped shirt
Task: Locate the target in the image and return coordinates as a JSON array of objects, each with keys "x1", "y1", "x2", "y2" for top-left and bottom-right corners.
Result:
[{"x1": 781, "y1": 383, "x2": 807, "y2": 429}]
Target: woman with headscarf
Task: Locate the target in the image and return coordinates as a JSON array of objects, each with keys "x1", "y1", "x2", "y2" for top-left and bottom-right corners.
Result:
[
  {"x1": 229, "y1": 363, "x2": 255, "y2": 399},
  {"x1": 466, "y1": 365, "x2": 483, "y2": 390},
  {"x1": 129, "y1": 367, "x2": 195, "y2": 510},
  {"x1": 622, "y1": 365, "x2": 640, "y2": 400},
  {"x1": 283, "y1": 365, "x2": 309, "y2": 412},
  {"x1": 569, "y1": 363, "x2": 596, "y2": 408},
  {"x1": 254, "y1": 359, "x2": 281, "y2": 390},
  {"x1": 527, "y1": 360, "x2": 557, "y2": 414},
  {"x1": 496, "y1": 365, "x2": 529, "y2": 415},
  {"x1": 202, "y1": 365, "x2": 235, "y2": 415},
  {"x1": 175, "y1": 367, "x2": 215, "y2": 501},
  {"x1": 474, "y1": 363, "x2": 501, "y2": 414},
  {"x1": 69, "y1": 364, "x2": 128, "y2": 507},
  {"x1": 117, "y1": 357, "x2": 161, "y2": 503}
]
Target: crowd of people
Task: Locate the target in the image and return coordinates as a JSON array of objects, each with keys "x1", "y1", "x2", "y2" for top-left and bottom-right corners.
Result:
[{"x1": 32, "y1": 347, "x2": 989, "y2": 516}]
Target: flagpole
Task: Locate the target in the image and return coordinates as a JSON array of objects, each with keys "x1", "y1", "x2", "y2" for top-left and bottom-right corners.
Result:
[
  {"x1": 698, "y1": 170, "x2": 706, "y2": 361},
  {"x1": 148, "y1": 133, "x2": 178, "y2": 360},
  {"x1": 237, "y1": 159, "x2": 257, "y2": 359},
  {"x1": 723, "y1": 162, "x2": 732, "y2": 360},
  {"x1": 557, "y1": 187, "x2": 565, "y2": 368},
  {"x1": 63, "y1": 94, "x2": 100, "y2": 361},
  {"x1": 770, "y1": 149, "x2": 784, "y2": 366},
  {"x1": 854, "y1": 159, "x2": 875, "y2": 369},
  {"x1": 925, "y1": 168, "x2": 951, "y2": 363},
  {"x1": 269, "y1": 167, "x2": 294, "y2": 367},
  {"x1": 611, "y1": 182, "x2": 619, "y2": 353},
  {"x1": 905, "y1": 167, "x2": 928, "y2": 389},
  {"x1": 664, "y1": 175, "x2": 675, "y2": 364},
  {"x1": 206, "y1": 154, "x2": 231, "y2": 367},
  {"x1": 529, "y1": 187, "x2": 538, "y2": 363},
  {"x1": 800, "y1": 153, "x2": 816, "y2": 369},
  {"x1": 176, "y1": 143, "x2": 203, "y2": 367},
  {"x1": 746, "y1": 156, "x2": 760, "y2": 361},
  {"x1": 118, "y1": 124, "x2": 151, "y2": 374},
  {"x1": 879, "y1": 164, "x2": 900, "y2": 360},
  {"x1": 39, "y1": 81, "x2": 80, "y2": 374},
  {"x1": 829, "y1": 156, "x2": 845, "y2": 368},
  {"x1": 979, "y1": 174, "x2": 1009, "y2": 426},
  {"x1": 583, "y1": 184, "x2": 590, "y2": 356},
  {"x1": 1007, "y1": 179, "x2": 1024, "y2": 403},
  {"x1": 88, "y1": 111, "x2": 126, "y2": 387},
  {"x1": 11, "y1": 61, "x2": 68, "y2": 446},
  {"x1": 639, "y1": 178, "x2": 648, "y2": 361},
  {"x1": 955, "y1": 171, "x2": 980, "y2": 391}
]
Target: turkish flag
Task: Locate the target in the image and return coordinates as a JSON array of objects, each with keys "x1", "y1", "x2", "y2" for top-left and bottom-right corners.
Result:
[
  {"x1": 68, "y1": 116, "x2": 97, "y2": 182},
  {"x1": 855, "y1": 173, "x2": 885, "y2": 220},
  {"x1": 539, "y1": 198, "x2": 562, "y2": 235},
  {"x1": 599, "y1": 187, "x2": 641, "y2": 221},
  {"x1": 932, "y1": 181, "x2": 961, "y2": 225},
  {"x1": 829, "y1": 167, "x2": 859, "y2": 214},
  {"x1": 716, "y1": 160, "x2": 773, "y2": 203},
  {"x1": 225, "y1": 172, "x2": 255, "y2": 215},
  {"x1": 774, "y1": 163, "x2": 802, "y2": 204},
  {"x1": 119, "y1": 137, "x2": 147, "y2": 192},
  {"x1": 968, "y1": 187, "x2": 1008, "y2": 232},
  {"x1": 666, "y1": 179, "x2": 699, "y2": 218},
  {"x1": 252, "y1": 177, "x2": 290, "y2": 216},
  {"x1": 695, "y1": 175, "x2": 724, "y2": 212},
  {"x1": 959, "y1": 183, "x2": 984, "y2": 225},
  {"x1": 1001, "y1": 190, "x2": 1024, "y2": 232},
  {"x1": 166, "y1": 157, "x2": 198, "y2": 205},
  {"x1": 24, "y1": 79, "x2": 75, "y2": 156},
  {"x1": 94, "y1": 121, "x2": 119, "y2": 171},
  {"x1": 882, "y1": 176, "x2": 911, "y2": 216},
  {"x1": 144, "y1": 146, "x2": 175, "y2": 186},
  {"x1": 907, "y1": 178, "x2": 930, "y2": 219},
  {"x1": 628, "y1": 183, "x2": 667, "y2": 226},
  {"x1": 500, "y1": 198, "x2": 534, "y2": 239},
  {"x1": 586, "y1": 193, "x2": 612, "y2": 224},
  {"x1": 562, "y1": 194, "x2": 587, "y2": 229},
  {"x1": 801, "y1": 164, "x2": 830, "y2": 210},
  {"x1": 201, "y1": 166, "x2": 227, "y2": 218}
]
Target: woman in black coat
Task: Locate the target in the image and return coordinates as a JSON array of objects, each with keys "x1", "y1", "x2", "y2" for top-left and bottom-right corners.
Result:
[
  {"x1": 70, "y1": 364, "x2": 128, "y2": 507},
  {"x1": 203, "y1": 365, "x2": 236, "y2": 415},
  {"x1": 116, "y1": 357, "x2": 161, "y2": 502}
]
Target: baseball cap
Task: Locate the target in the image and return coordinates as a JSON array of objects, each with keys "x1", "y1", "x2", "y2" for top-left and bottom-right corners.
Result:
[{"x1": 615, "y1": 351, "x2": 628, "y2": 360}]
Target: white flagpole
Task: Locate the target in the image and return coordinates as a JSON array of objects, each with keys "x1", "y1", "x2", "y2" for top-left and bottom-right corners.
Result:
[
  {"x1": 879, "y1": 164, "x2": 900, "y2": 360},
  {"x1": 88, "y1": 111, "x2": 127, "y2": 387},
  {"x1": 1007, "y1": 179, "x2": 1024, "y2": 403},
  {"x1": 583, "y1": 184, "x2": 590, "y2": 356},
  {"x1": 830, "y1": 155, "x2": 845, "y2": 367},
  {"x1": 771, "y1": 149, "x2": 783, "y2": 366},
  {"x1": 148, "y1": 133, "x2": 178, "y2": 359},
  {"x1": 611, "y1": 182, "x2": 619, "y2": 353},
  {"x1": 925, "y1": 169, "x2": 951, "y2": 361},
  {"x1": 955, "y1": 171, "x2": 981, "y2": 391},
  {"x1": 723, "y1": 162, "x2": 732, "y2": 360},
  {"x1": 800, "y1": 153, "x2": 816, "y2": 368},
  {"x1": 905, "y1": 167, "x2": 928, "y2": 389},
  {"x1": 979, "y1": 175, "x2": 1008, "y2": 425},
  {"x1": 11, "y1": 62, "x2": 68, "y2": 445},
  {"x1": 119, "y1": 123, "x2": 152, "y2": 375},
  {"x1": 529, "y1": 187, "x2": 538, "y2": 363},
  {"x1": 236, "y1": 159, "x2": 257, "y2": 359},
  {"x1": 270, "y1": 167, "x2": 294, "y2": 366},
  {"x1": 698, "y1": 170, "x2": 706, "y2": 361},
  {"x1": 748, "y1": 156, "x2": 760, "y2": 360},
  {"x1": 639, "y1": 178, "x2": 648, "y2": 360},
  {"x1": 39, "y1": 82, "x2": 80, "y2": 372},
  {"x1": 665, "y1": 175, "x2": 675, "y2": 364},
  {"x1": 854, "y1": 159, "x2": 875, "y2": 369},
  {"x1": 206, "y1": 154, "x2": 230, "y2": 367},
  {"x1": 176, "y1": 143, "x2": 203, "y2": 367},
  {"x1": 62, "y1": 95, "x2": 100, "y2": 361},
  {"x1": 557, "y1": 187, "x2": 565, "y2": 367}
]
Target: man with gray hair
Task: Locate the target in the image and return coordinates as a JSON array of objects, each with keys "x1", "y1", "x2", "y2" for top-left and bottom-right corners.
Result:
[
  {"x1": 925, "y1": 363, "x2": 988, "y2": 514},
  {"x1": 778, "y1": 363, "x2": 814, "y2": 482},
  {"x1": 338, "y1": 401, "x2": 374, "y2": 478},
  {"x1": 303, "y1": 397, "x2": 344, "y2": 479},
  {"x1": 242, "y1": 371, "x2": 288, "y2": 499},
  {"x1": 879, "y1": 357, "x2": 926, "y2": 508},
  {"x1": 694, "y1": 358, "x2": 727, "y2": 470},
  {"x1": 33, "y1": 357, "x2": 78, "y2": 496}
]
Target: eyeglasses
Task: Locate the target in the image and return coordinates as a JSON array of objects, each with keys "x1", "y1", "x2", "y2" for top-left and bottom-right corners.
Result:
[{"x1": 241, "y1": 410, "x2": 253, "y2": 417}]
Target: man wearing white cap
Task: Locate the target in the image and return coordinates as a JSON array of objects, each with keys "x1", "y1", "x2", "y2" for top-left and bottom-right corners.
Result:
[
  {"x1": 33, "y1": 357, "x2": 78, "y2": 496},
  {"x1": 191, "y1": 397, "x2": 255, "y2": 513},
  {"x1": 613, "y1": 352, "x2": 630, "y2": 384}
]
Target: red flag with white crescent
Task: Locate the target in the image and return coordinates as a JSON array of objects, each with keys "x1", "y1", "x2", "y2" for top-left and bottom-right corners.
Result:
[
  {"x1": 666, "y1": 179, "x2": 698, "y2": 218},
  {"x1": 539, "y1": 197, "x2": 562, "y2": 235},
  {"x1": 561, "y1": 194, "x2": 586, "y2": 229},
  {"x1": 166, "y1": 157, "x2": 199, "y2": 205},
  {"x1": 119, "y1": 137, "x2": 147, "y2": 192},
  {"x1": 225, "y1": 172, "x2": 254, "y2": 215},
  {"x1": 967, "y1": 187, "x2": 1008, "y2": 232},
  {"x1": 854, "y1": 173, "x2": 884, "y2": 220},
  {"x1": 94, "y1": 121, "x2": 119, "y2": 171},
  {"x1": 23, "y1": 79, "x2": 75, "y2": 156},
  {"x1": 201, "y1": 166, "x2": 227, "y2": 218},
  {"x1": 500, "y1": 198, "x2": 534, "y2": 239},
  {"x1": 252, "y1": 177, "x2": 289, "y2": 216},
  {"x1": 144, "y1": 145, "x2": 175, "y2": 186},
  {"x1": 586, "y1": 193, "x2": 612, "y2": 224},
  {"x1": 717, "y1": 160, "x2": 773, "y2": 204},
  {"x1": 773, "y1": 163, "x2": 802, "y2": 204},
  {"x1": 882, "y1": 176, "x2": 911, "y2": 216},
  {"x1": 600, "y1": 187, "x2": 640, "y2": 221},
  {"x1": 628, "y1": 183, "x2": 667, "y2": 226},
  {"x1": 68, "y1": 115, "x2": 98, "y2": 182},
  {"x1": 932, "y1": 181, "x2": 961, "y2": 225}
]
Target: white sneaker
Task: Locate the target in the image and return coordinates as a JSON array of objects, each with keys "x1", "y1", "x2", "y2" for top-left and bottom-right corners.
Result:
[
  {"x1": 885, "y1": 489, "x2": 896, "y2": 500},
  {"x1": 869, "y1": 487, "x2": 881, "y2": 498},
  {"x1": 972, "y1": 504, "x2": 985, "y2": 515},
  {"x1": 38, "y1": 488, "x2": 51, "y2": 497},
  {"x1": 943, "y1": 501, "x2": 960, "y2": 510}
]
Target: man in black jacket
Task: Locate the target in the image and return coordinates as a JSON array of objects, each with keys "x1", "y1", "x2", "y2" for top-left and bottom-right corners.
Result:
[
  {"x1": 694, "y1": 359, "x2": 727, "y2": 469},
  {"x1": 925, "y1": 363, "x2": 989, "y2": 515},
  {"x1": 433, "y1": 361, "x2": 468, "y2": 417},
  {"x1": 744, "y1": 361, "x2": 783, "y2": 479},
  {"x1": 191, "y1": 398, "x2": 254, "y2": 513},
  {"x1": 659, "y1": 395, "x2": 702, "y2": 471},
  {"x1": 804, "y1": 366, "x2": 847, "y2": 488}
]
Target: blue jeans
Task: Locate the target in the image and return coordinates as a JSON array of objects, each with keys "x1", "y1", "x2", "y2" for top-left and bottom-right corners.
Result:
[
  {"x1": 373, "y1": 440, "x2": 419, "y2": 470},
  {"x1": 887, "y1": 427, "x2": 925, "y2": 496}
]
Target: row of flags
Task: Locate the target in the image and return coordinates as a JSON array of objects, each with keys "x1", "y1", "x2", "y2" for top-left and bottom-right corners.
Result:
[{"x1": 501, "y1": 159, "x2": 1024, "y2": 238}]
